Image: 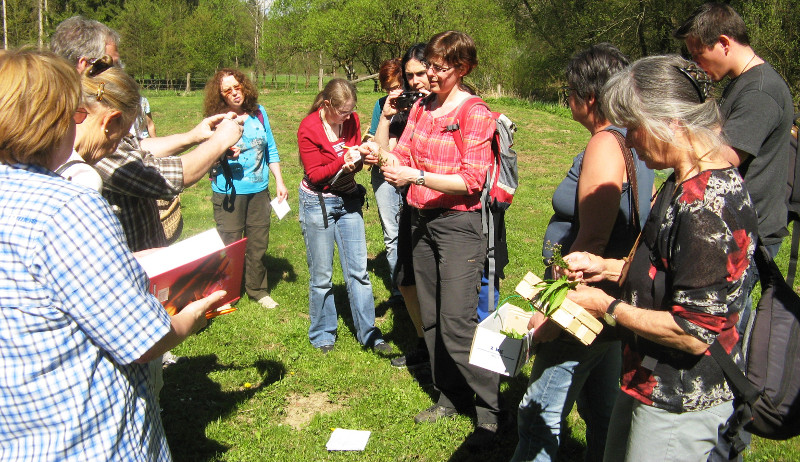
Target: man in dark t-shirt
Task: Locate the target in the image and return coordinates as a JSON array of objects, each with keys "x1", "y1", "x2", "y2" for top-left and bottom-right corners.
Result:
[
  {"x1": 675, "y1": 4, "x2": 794, "y2": 461},
  {"x1": 676, "y1": 3, "x2": 793, "y2": 253}
]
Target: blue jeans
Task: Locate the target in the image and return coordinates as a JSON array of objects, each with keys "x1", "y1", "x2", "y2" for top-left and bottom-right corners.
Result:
[
  {"x1": 299, "y1": 189, "x2": 382, "y2": 348},
  {"x1": 370, "y1": 167, "x2": 402, "y2": 295},
  {"x1": 511, "y1": 339, "x2": 622, "y2": 462}
]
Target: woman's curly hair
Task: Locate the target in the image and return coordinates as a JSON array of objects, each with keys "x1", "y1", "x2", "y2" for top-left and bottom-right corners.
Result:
[{"x1": 203, "y1": 68, "x2": 259, "y2": 116}]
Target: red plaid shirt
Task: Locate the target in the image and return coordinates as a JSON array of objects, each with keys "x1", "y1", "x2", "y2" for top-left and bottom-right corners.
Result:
[{"x1": 393, "y1": 98, "x2": 493, "y2": 211}]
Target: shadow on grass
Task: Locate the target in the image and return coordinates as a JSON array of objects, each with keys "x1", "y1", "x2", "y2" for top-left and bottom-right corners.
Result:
[
  {"x1": 161, "y1": 355, "x2": 286, "y2": 462},
  {"x1": 264, "y1": 254, "x2": 298, "y2": 292},
  {"x1": 367, "y1": 250, "x2": 393, "y2": 297}
]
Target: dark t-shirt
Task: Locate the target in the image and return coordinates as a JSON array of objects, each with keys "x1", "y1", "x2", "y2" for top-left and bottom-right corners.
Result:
[{"x1": 720, "y1": 62, "x2": 794, "y2": 245}]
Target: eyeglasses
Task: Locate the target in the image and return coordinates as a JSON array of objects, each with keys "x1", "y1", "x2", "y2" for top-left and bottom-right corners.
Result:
[
  {"x1": 221, "y1": 84, "x2": 242, "y2": 97},
  {"x1": 559, "y1": 85, "x2": 578, "y2": 101},
  {"x1": 675, "y1": 62, "x2": 713, "y2": 103},
  {"x1": 426, "y1": 62, "x2": 453, "y2": 74},
  {"x1": 73, "y1": 108, "x2": 89, "y2": 124},
  {"x1": 328, "y1": 102, "x2": 356, "y2": 117},
  {"x1": 86, "y1": 56, "x2": 114, "y2": 77}
]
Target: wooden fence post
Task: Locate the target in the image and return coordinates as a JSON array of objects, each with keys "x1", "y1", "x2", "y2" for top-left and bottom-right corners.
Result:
[{"x1": 185, "y1": 73, "x2": 191, "y2": 92}]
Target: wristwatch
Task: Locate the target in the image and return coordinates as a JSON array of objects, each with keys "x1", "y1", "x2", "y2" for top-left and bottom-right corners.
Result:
[
  {"x1": 604, "y1": 299, "x2": 623, "y2": 326},
  {"x1": 415, "y1": 170, "x2": 425, "y2": 185}
]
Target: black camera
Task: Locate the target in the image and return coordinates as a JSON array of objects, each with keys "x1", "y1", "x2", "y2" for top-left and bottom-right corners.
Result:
[{"x1": 395, "y1": 91, "x2": 423, "y2": 111}]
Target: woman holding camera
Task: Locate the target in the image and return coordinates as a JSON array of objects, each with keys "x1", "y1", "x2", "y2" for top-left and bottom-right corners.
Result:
[
  {"x1": 364, "y1": 31, "x2": 500, "y2": 449},
  {"x1": 203, "y1": 69, "x2": 287, "y2": 310},
  {"x1": 297, "y1": 78, "x2": 391, "y2": 354}
]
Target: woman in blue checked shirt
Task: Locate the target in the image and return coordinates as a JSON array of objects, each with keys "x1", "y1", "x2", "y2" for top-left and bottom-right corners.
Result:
[{"x1": 0, "y1": 49, "x2": 225, "y2": 461}]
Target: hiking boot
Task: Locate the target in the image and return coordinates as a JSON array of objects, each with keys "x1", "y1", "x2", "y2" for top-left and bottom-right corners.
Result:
[
  {"x1": 414, "y1": 404, "x2": 458, "y2": 424},
  {"x1": 464, "y1": 422, "x2": 499, "y2": 450},
  {"x1": 318, "y1": 344, "x2": 334, "y2": 354},
  {"x1": 390, "y1": 347, "x2": 430, "y2": 369}
]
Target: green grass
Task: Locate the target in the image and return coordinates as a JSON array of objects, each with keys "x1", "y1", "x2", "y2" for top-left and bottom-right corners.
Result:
[{"x1": 145, "y1": 90, "x2": 800, "y2": 461}]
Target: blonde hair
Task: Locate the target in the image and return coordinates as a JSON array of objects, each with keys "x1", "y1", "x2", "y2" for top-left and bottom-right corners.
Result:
[
  {"x1": 0, "y1": 49, "x2": 80, "y2": 166},
  {"x1": 81, "y1": 56, "x2": 140, "y2": 131},
  {"x1": 308, "y1": 78, "x2": 357, "y2": 114}
]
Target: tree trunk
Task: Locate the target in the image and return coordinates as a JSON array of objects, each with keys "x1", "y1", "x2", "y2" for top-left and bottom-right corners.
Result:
[
  {"x1": 3, "y1": 0, "x2": 7, "y2": 50},
  {"x1": 37, "y1": 0, "x2": 43, "y2": 49}
]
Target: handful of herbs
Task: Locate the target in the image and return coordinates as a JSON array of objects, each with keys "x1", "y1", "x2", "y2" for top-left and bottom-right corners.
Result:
[{"x1": 535, "y1": 243, "x2": 580, "y2": 316}]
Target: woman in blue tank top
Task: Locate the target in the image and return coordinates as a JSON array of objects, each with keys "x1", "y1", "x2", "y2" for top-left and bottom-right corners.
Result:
[{"x1": 512, "y1": 44, "x2": 655, "y2": 462}]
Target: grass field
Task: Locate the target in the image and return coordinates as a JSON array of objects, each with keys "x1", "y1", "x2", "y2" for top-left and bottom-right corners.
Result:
[{"x1": 145, "y1": 89, "x2": 799, "y2": 461}]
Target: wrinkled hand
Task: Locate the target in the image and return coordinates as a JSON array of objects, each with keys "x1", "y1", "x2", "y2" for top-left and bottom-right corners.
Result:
[
  {"x1": 209, "y1": 117, "x2": 243, "y2": 150},
  {"x1": 566, "y1": 284, "x2": 613, "y2": 319},
  {"x1": 527, "y1": 311, "x2": 562, "y2": 343},
  {"x1": 561, "y1": 251, "x2": 606, "y2": 283},
  {"x1": 382, "y1": 164, "x2": 417, "y2": 187},
  {"x1": 177, "y1": 290, "x2": 227, "y2": 334}
]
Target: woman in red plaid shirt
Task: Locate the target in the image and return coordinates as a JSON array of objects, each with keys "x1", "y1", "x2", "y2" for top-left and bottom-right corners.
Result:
[{"x1": 363, "y1": 30, "x2": 500, "y2": 450}]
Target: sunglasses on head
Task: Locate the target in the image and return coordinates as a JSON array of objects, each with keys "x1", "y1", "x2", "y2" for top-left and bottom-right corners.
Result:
[{"x1": 86, "y1": 55, "x2": 114, "y2": 78}]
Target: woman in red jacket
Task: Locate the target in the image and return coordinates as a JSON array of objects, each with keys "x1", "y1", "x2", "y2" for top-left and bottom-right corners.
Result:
[{"x1": 297, "y1": 78, "x2": 391, "y2": 355}]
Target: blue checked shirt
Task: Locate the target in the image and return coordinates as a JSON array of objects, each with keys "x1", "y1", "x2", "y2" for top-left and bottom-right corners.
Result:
[{"x1": 0, "y1": 164, "x2": 172, "y2": 461}]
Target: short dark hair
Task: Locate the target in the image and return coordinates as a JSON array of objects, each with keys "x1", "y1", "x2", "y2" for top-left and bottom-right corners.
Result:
[
  {"x1": 565, "y1": 43, "x2": 629, "y2": 121},
  {"x1": 674, "y1": 2, "x2": 749, "y2": 47},
  {"x1": 425, "y1": 31, "x2": 478, "y2": 77}
]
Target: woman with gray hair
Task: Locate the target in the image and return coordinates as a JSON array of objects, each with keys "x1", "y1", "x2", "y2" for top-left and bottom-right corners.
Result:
[
  {"x1": 512, "y1": 43, "x2": 655, "y2": 462},
  {"x1": 559, "y1": 55, "x2": 758, "y2": 461}
]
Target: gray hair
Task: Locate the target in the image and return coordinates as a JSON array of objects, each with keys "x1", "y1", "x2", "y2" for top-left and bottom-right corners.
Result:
[
  {"x1": 50, "y1": 16, "x2": 119, "y2": 66},
  {"x1": 602, "y1": 54, "x2": 724, "y2": 154}
]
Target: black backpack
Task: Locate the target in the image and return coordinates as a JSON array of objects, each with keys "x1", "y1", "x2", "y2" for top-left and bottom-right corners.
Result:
[
  {"x1": 710, "y1": 243, "x2": 800, "y2": 456},
  {"x1": 784, "y1": 114, "x2": 800, "y2": 285}
]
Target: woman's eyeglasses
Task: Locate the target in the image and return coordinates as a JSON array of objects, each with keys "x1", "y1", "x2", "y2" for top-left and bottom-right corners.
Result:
[
  {"x1": 221, "y1": 84, "x2": 242, "y2": 97},
  {"x1": 73, "y1": 108, "x2": 89, "y2": 125},
  {"x1": 426, "y1": 62, "x2": 453, "y2": 74},
  {"x1": 329, "y1": 103, "x2": 356, "y2": 117}
]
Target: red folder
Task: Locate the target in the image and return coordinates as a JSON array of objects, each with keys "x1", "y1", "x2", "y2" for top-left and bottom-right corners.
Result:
[{"x1": 137, "y1": 230, "x2": 246, "y2": 318}]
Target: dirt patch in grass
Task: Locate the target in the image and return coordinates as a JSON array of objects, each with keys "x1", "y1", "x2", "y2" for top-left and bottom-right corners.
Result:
[{"x1": 283, "y1": 392, "x2": 343, "y2": 430}]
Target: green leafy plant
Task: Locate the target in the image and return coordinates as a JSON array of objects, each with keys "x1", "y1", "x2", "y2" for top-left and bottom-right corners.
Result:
[
  {"x1": 499, "y1": 329, "x2": 525, "y2": 339},
  {"x1": 535, "y1": 242, "x2": 579, "y2": 316}
]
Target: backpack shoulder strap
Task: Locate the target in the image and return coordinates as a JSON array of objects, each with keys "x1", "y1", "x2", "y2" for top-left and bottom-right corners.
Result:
[
  {"x1": 54, "y1": 159, "x2": 89, "y2": 176},
  {"x1": 448, "y1": 96, "x2": 488, "y2": 156},
  {"x1": 254, "y1": 105, "x2": 267, "y2": 129}
]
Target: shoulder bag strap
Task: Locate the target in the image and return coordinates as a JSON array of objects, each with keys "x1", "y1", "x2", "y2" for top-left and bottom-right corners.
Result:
[
  {"x1": 54, "y1": 159, "x2": 89, "y2": 176},
  {"x1": 606, "y1": 128, "x2": 640, "y2": 231}
]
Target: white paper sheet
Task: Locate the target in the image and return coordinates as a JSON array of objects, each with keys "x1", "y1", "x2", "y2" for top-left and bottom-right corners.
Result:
[
  {"x1": 270, "y1": 197, "x2": 290, "y2": 220},
  {"x1": 325, "y1": 428, "x2": 371, "y2": 451},
  {"x1": 136, "y1": 229, "x2": 224, "y2": 277}
]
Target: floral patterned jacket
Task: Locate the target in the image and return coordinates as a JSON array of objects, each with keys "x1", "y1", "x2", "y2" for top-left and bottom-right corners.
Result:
[{"x1": 622, "y1": 167, "x2": 758, "y2": 412}]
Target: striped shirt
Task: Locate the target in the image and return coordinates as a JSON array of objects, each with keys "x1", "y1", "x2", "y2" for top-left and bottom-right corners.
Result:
[
  {"x1": 94, "y1": 135, "x2": 184, "y2": 252},
  {"x1": 0, "y1": 163, "x2": 172, "y2": 461},
  {"x1": 393, "y1": 97, "x2": 494, "y2": 211}
]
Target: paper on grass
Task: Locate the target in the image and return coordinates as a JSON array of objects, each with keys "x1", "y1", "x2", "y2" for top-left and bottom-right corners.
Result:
[
  {"x1": 326, "y1": 428, "x2": 371, "y2": 451},
  {"x1": 270, "y1": 197, "x2": 290, "y2": 219}
]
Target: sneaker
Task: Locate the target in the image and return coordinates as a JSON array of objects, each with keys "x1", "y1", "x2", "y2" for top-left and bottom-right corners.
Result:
[
  {"x1": 257, "y1": 295, "x2": 279, "y2": 309},
  {"x1": 464, "y1": 422, "x2": 498, "y2": 450},
  {"x1": 162, "y1": 351, "x2": 183, "y2": 369},
  {"x1": 373, "y1": 342, "x2": 393, "y2": 354},
  {"x1": 318, "y1": 344, "x2": 334, "y2": 354},
  {"x1": 414, "y1": 404, "x2": 458, "y2": 424},
  {"x1": 390, "y1": 347, "x2": 430, "y2": 369}
]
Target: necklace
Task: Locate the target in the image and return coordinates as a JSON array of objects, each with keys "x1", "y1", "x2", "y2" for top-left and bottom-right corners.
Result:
[{"x1": 738, "y1": 53, "x2": 757, "y2": 77}]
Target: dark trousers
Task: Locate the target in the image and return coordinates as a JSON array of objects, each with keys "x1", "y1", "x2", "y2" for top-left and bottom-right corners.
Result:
[
  {"x1": 411, "y1": 208, "x2": 501, "y2": 424},
  {"x1": 212, "y1": 189, "x2": 271, "y2": 300}
]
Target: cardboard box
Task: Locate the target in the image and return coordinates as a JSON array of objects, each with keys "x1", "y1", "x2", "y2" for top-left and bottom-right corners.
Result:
[
  {"x1": 514, "y1": 272, "x2": 604, "y2": 345},
  {"x1": 469, "y1": 302, "x2": 536, "y2": 376},
  {"x1": 136, "y1": 229, "x2": 246, "y2": 318}
]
